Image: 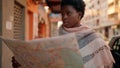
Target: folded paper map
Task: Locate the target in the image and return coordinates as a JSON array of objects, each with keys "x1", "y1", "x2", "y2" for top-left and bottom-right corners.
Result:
[{"x1": 1, "y1": 33, "x2": 83, "y2": 68}]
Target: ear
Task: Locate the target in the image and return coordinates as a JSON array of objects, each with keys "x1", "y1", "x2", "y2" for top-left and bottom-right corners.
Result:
[{"x1": 78, "y1": 12, "x2": 82, "y2": 19}]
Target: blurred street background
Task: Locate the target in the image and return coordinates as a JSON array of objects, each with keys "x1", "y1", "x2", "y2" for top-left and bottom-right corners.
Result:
[{"x1": 0, "y1": 0, "x2": 120, "y2": 68}]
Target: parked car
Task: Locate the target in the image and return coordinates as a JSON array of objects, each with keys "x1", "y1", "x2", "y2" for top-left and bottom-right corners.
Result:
[{"x1": 109, "y1": 35, "x2": 120, "y2": 68}]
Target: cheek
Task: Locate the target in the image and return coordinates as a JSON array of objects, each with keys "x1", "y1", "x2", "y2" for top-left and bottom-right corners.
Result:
[
  {"x1": 74, "y1": 15, "x2": 80, "y2": 22},
  {"x1": 69, "y1": 16, "x2": 79, "y2": 23}
]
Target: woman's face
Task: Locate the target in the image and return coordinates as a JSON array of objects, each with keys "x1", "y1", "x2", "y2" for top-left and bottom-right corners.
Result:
[{"x1": 61, "y1": 5, "x2": 81, "y2": 28}]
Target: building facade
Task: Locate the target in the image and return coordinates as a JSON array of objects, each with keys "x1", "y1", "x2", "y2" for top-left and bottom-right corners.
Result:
[
  {"x1": 1, "y1": 0, "x2": 27, "y2": 68},
  {"x1": 0, "y1": 0, "x2": 32, "y2": 67},
  {"x1": 0, "y1": 0, "x2": 54, "y2": 68},
  {"x1": 83, "y1": 0, "x2": 120, "y2": 40}
]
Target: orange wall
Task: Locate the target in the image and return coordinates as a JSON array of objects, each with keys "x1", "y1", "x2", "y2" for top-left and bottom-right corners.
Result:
[
  {"x1": 27, "y1": 0, "x2": 38, "y2": 13},
  {"x1": 27, "y1": 0, "x2": 38, "y2": 40},
  {"x1": 28, "y1": 11, "x2": 33, "y2": 40},
  {"x1": 27, "y1": 0, "x2": 50, "y2": 39},
  {"x1": 38, "y1": 5, "x2": 50, "y2": 38},
  {"x1": 38, "y1": 23, "x2": 46, "y2": 38}
]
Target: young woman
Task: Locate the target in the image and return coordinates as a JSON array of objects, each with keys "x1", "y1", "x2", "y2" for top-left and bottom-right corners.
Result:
[{"x1": 59, "y1": 0, "x2": 114, "y2": 68}]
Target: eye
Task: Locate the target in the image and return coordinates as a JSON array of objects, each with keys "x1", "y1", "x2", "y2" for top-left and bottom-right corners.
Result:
[
  {"x1": 61, "y1": 11, "x2": 72, "y2": 18},
  {"x1": 67, "y1": 11, "x2": 72, "y2": 16}
]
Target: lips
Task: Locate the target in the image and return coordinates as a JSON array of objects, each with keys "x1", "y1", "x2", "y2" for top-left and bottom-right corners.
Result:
[
  {"x1": 63, "y1": 22, "x2": 69, "y2": 28},
  {"x1": 62, "y1": 20, "x2": 69, "y2": 26},
  {"x1": 63, "y1": 21, "x2": 68, "y2": 25},
  {"x1": 63, "y1": 20, "x2": 68, "y2": 23}
]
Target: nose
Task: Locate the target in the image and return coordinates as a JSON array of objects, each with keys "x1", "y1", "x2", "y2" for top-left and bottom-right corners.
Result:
[{"x1": 62, "y1": 14, "x2": 68, "y2": 20}]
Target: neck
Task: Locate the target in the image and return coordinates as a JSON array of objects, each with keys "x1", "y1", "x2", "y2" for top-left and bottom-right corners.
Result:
[{"x1": 70, "y1": 23, "x2": 81, "y2": 28}]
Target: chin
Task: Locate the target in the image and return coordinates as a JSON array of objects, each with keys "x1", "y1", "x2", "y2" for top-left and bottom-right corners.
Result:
[
  {"x1": 62, "y1": 24, "x2": 73, "y2": 28},
  {"x1": 63, "y1": 26, "x2": 71, "y2": 28}
]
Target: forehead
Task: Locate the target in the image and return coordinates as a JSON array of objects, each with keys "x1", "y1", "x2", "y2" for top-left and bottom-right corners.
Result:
[{"x1": 61, "y1": 5, "x2": 76, "y2": 12}]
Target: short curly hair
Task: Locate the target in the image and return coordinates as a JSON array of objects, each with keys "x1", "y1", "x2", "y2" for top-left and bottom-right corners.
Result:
[{"x1": 61, "y1": 0, "x2": 86, "y2": 19}]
